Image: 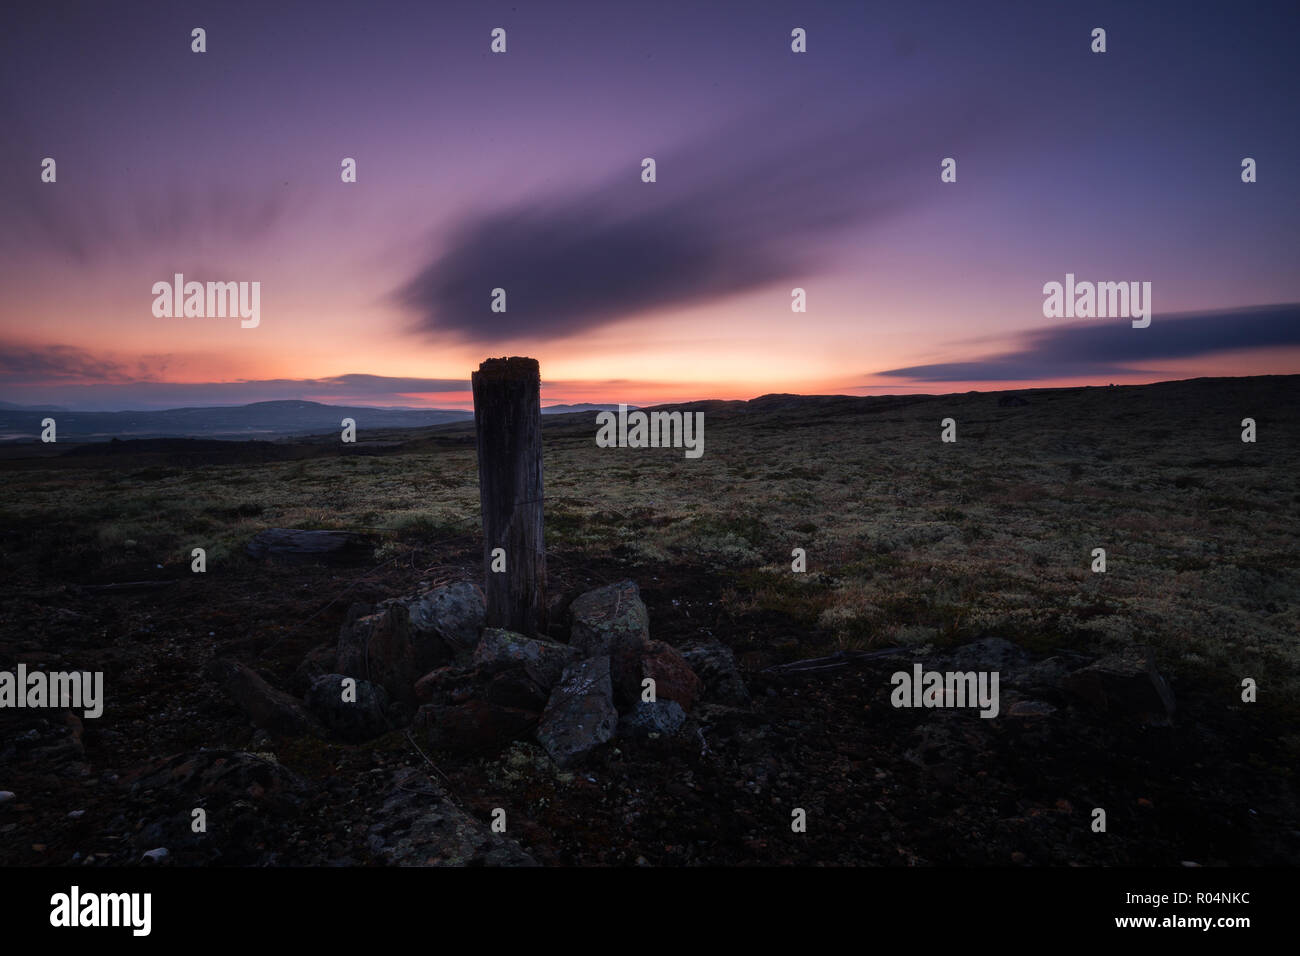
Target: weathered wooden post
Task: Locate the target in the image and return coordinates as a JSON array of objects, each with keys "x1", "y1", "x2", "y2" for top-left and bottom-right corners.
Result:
[{"x1": 471, "y1": 356, "x2": 546, "y2": 636}]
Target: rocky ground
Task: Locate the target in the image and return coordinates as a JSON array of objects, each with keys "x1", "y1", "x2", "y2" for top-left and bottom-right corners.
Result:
[{"x1": 1, "y1": 551, "x2": 1295, "y2": 867}]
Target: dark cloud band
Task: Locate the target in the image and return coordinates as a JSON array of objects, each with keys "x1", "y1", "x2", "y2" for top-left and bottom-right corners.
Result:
[
  {"x1": 395, "y1": 96, "x2": 996, "y2": 344},
  {"x1": 877, "y1": 304, "x2": 1300, "y2": 382}
]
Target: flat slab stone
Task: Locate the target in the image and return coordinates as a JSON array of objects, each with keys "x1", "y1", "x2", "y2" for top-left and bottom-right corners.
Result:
[
  {"x1": 367, "y1": 768, "x2": 537, "y2": 866},
  {"x1": 246, "y1": 529, "x2": 375, "y2": 566}
]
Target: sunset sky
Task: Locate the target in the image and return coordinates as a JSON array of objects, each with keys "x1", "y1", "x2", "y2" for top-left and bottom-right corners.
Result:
[{"x1": 2, "y1": 0, "x2": 1297, "y2": 411}]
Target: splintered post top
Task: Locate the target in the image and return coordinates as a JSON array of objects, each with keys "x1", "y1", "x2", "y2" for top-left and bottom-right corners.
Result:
[{"x1": 474, "y1": 356, "x2": 540, "y2": 383}]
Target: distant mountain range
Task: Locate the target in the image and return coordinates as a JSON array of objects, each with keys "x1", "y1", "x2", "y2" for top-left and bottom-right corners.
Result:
[
  {"x1": 0, "y1": 401, "x2": 70, "y2": 411},
  {"x1": 0, "y1": 399, "x2": 632, "y2": 442}
]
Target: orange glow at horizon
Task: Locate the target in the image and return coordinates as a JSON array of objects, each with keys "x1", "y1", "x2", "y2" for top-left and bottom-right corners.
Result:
[{"x1": 4, "y1": 269, "x2": 1299, "y2": 408}]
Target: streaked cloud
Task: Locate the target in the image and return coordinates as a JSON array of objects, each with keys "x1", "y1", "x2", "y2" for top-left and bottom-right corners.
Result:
[
  {"x1": 877, "y1": 304, "x2": 1300, "y2": 382},
  {"x1": 396, "y1": 96, "x2": 998, "y2": 344}
]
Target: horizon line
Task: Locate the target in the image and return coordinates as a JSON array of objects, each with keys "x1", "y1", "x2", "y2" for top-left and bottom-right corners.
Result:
[{"x1": 3, "y1": 373, "x2": 1295, "y2": 415}]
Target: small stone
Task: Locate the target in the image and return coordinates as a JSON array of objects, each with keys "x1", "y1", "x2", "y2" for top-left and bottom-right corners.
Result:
[
  {"x1": 203, "y1": 658, "x2": 321, "y2": 738},
  {"x1": 414, "y1": 666, "x2": 477, "y2": 706},
  {"x1": 0, "y1": 791, "x2": 14, "y2": 805},
  {"x1": 473, "y1": 628, "x2": 580, "y2": 690},
  {"x1": 680, "y1": 642, "x2": 749, "y2": 705},
  {"x1": 141, "y1": 847, "x2": 170, "y2": 864},
  {"x1": 406, "y1": 581, "x2": 486, "y2": 665},
  {"x1": 536, "y1": 656, "x2": 618, "y2": 767},
  {"x1": 1062, "y1": 650, "x2": 1176, "y2": 725},
  {"x1": 1008, "y1": 700, "x2": 1057, "y2": 718},
  {"x1": 568, "y1": 581, "x2": 650, "y2": 657},
  {"x1": 369, "y1": 767, "x2": 536, "y2": 866},
  {"x1": 288, "y1": 644, "x2": 337, "y2": 695},
  {"x1": 336, "y1": 603, "x2": 417, "y2": 707},
  {"x1": 67, "y1": 809, "x2": 86, "y2": 819},
  {"x1": 305, "y1": 674, "x2": 390, "y2": 742},
  {"x1": 612, "y1": 640, "x2": 702, "y2": 712},
  {"x1": 618, "y1": 699, "x2": 687, "y2": 738},
  {"x1": 938, "y1": 637, "x2": 1030, "y2": 673}
]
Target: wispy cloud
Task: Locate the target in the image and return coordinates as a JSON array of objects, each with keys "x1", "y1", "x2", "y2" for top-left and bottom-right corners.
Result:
[
  {"x1": 0, "y1": 342, "x2": 137, "y2": 383},
  {"x1": 877, "y1": 304, "x2": 1300, "y2": 382},
  {"x1": 0, "y1": 358, "x2": 476, "y2": 410},
  {"x1": 0, "y1": 124, "x2": 303, "y2": 267}
]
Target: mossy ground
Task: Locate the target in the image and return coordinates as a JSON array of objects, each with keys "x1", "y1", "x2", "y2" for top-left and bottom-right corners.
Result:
[{"x1": 1, "y1": 375, "x2": 1296, "y2": 864}]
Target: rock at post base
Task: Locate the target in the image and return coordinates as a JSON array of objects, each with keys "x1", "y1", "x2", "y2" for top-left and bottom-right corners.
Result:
[
  {"x1": 336, "y1": 603, "x2": 416, "y2": 709},
  {"x1": 536, "y1": 656, "x2": 618, "y2": 767},
  {"x1": 611, "y1": 639, "x2": 702, "y2": 712},
  {"x1": 473, "y1": 627, "x2": 580, "y2": 690},
  {"x1": 568, "y1": 580, "x2": 650, "y2": 658},
  {"x1": 406, "y1": 581, "x2": 485, "y2": 668}
]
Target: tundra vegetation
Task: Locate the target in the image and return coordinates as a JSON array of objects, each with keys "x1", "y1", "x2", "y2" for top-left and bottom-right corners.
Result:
[{"x1": 0, "y1": 375, "x2": 1296, "y2": 865}]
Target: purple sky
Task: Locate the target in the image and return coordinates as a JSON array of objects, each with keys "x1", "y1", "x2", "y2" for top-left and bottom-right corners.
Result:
[{"x1": 2, "y1": 0, "x2": 1297, "y2": 410}]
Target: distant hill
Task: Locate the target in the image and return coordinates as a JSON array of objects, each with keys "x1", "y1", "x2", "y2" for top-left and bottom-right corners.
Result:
[
  {"x1": 541, "y1": 403, "x2": 634, "y2": 414},
  {"x1": 7, "y1": 378, "x2": 1293, "y2": 444},
  {"x1": 0, "y1": 400, "x2": 472, "y2": 442},
  {"x1": 0, "y1": 399, "x2": 639, "y2": 442},
  {"x1": 0, "y1": 401, "x2": 69, "y2": 411}
]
